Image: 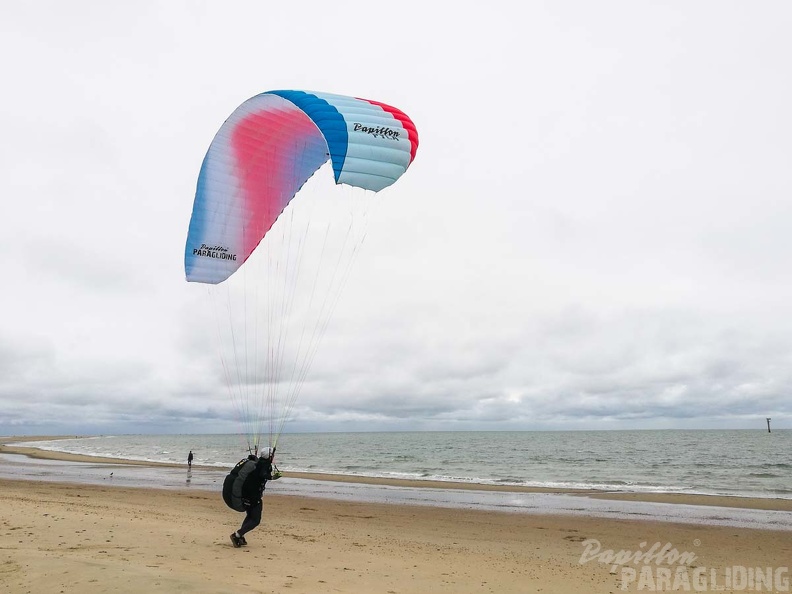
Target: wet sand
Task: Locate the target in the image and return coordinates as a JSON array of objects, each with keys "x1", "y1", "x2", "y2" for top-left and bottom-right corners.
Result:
[{"x1": 2, "y1": 436, "x2": 791, "y2": 593}]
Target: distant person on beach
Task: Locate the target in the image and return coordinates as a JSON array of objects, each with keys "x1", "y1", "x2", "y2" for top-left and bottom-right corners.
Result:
[
  {"x1": 187, "y1": 450, "x2": 193, "y2": 468},
  {"x1": 227, "y1": 451, "x2": 273, "y2": 548}
]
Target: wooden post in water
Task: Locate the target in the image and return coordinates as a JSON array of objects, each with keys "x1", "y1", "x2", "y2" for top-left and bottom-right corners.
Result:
[{"x1": 766, "y1": 418, "x2": 771, "y2": 433}]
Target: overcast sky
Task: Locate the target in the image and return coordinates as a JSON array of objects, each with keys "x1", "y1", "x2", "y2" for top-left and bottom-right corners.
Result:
[{"x1": 2, "y1": 1, "x2": 791, "y2": 435}]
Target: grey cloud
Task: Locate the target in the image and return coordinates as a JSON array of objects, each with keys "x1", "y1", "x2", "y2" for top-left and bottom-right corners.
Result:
[{"x1": 2, "y1": 1, "x2": 792, "y2": 435}]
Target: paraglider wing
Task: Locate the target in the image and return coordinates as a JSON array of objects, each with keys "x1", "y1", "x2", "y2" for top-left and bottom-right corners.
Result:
[{"x1": 184, "y1": 90, "x2": 419, "y2": 285}]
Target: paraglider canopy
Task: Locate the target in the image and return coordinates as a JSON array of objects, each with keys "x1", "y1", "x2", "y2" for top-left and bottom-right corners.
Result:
[{"x1": 185, "y1": 90, "x2": 418, "y2": 286}]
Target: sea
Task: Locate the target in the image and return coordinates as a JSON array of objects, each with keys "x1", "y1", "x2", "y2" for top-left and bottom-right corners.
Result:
[{"x1": 15, "y1": 429, "x2": 791, "y2": 499}]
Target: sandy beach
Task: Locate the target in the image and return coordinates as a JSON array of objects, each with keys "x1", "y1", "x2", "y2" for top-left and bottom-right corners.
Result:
[{"x1": 1, "y1": 438, "x2": 791, "y2": 593}]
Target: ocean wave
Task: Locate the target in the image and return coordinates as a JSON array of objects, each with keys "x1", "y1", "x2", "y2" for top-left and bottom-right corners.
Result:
[{"x1": 10, "y1": 430, "x2": 791, "y2": 499}]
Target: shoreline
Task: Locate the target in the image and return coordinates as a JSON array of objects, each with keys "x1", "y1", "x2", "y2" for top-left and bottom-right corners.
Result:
[{"x1": 2, "y1": 435, "x2": 791, "y2": 512}]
